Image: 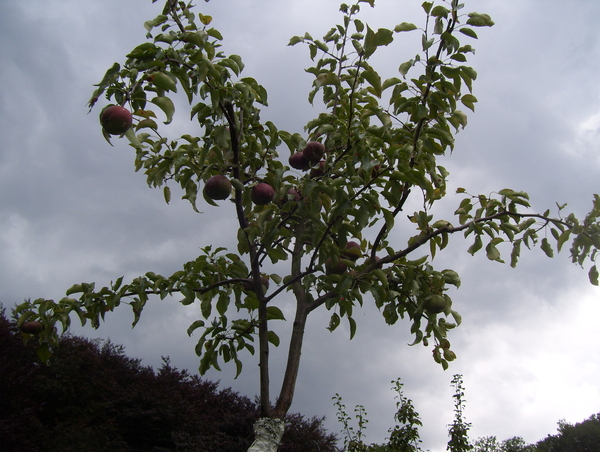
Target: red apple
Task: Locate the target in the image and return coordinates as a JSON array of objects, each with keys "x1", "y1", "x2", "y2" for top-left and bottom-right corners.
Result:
[
  {"x1": 342, "y1": 241, "x2": 361, "y2": 261},
  {"x1": 325, "y1": 257, "x2": 347, "y2": 275},
  {"x1": 20, "y1": 321, "x2": 43, "y2": 335},
  {"x1": 286, "y1": 188, "x2": 300, "y2": 202},
  {"x1": 100, "y1": 105, "x2": 132, "y2": 135},
  {"x1": 204, "y1": 175, "x2": 232, "y2": 200},
  {"x1": 289, "y1": 153, "x2": 310, "y2": 170},
  {"x1": 302, "y1": 141, "x2": 325, "y2": 162},
  {"x1": 310, "y1": 160, "x2": 327, "y2": 178},
  {"x1": 280, "y1": 188, "x2": 301, "y2": 205},
  {"x1": 251, "y1": 183, "x2": 275, "y2": 205}
]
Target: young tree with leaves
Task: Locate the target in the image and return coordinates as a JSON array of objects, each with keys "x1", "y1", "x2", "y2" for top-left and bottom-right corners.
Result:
[
  {"x1": 447, "y1": 375, "x2": 472, "y2": 452},
  {"x1": 14, "y1": 0, "x2": 600, "y2": 450}
]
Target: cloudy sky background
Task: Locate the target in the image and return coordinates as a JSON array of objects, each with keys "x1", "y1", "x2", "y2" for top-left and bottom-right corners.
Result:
[{"x1": 1, "y1": 1, "x2": 600, "y2": 451}]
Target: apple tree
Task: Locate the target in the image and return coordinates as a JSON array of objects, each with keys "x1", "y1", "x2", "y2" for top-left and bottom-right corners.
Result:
[{"x1": 15, "y1": 0, "x2": 600, "y2": 450}]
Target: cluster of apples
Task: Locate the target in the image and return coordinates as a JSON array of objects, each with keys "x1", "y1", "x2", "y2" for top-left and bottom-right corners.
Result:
[
  {"x1": 98, "y1": 107, "x2": 364, "y2": 277},
  {"x1": 202, "y1": 141, "x2": 326, "y2": 206},
  {"x1": 203, "y1": 175, "x2": 279, "y2": 206},
  {"x1": 203, "y1": 140, "x2": 363, "y2": 276},
  {"x1": 288, "y1": 141, "x2": 326, "y2": 177}
]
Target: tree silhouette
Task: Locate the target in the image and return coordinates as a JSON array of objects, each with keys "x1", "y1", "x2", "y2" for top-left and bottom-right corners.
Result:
[{"x1": 0, "y1": 308, "x2": 337, "y2": 452}]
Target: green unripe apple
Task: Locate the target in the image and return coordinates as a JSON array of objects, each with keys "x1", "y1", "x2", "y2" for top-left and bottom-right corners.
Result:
[{"x1": 425, "y1": 295, "x2": 447, "y2": 314}]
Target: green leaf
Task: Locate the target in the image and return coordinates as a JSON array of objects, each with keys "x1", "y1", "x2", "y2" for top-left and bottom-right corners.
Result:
[
  {"x1": 450, "y1": 53, "x2": 467, "y2": 62},
  {"x1": 37, "y1": 342, "x2": 52, "y2": 363},
  {"x1": 187, "y1": 320, "x2": 205, "y2": 336},
  {"x1": 510, "y1": 240, "x2": 521, "y2": 268},
  {"x1": 374, "y1": 28, "x2": 394, "y2": 46},
  {"x1": 136, "y1": 118, "x2": 158, "y2": 131},
  {"x1": 65, "y1": 284, "x2": 84, "y2": 296},
  {"x1": 163, "y1": 185, "x2": 171, "y2": 204},
  {"x1": 422, "y1": 1, "x2": 433, "y2": 14},
  {"x1": 288, "y1": 35, "x2": 304, "y2": 46},
  {"x1": 399, "y1": 60, "x2": 413, "y2": 77},
  {"x1": 430, "y1": 5, "x2": 448, "y2": 17},
  {"x1": 422, "y1": 34, "x2": 435, "y2": 51},
  {"x1": 149, "y1": 71, "x2": 177, "y2": 92},
  {"x1": 395, "y1": 22, "x2": 417, "y2": 32},
  {"x1": 557, "y1": 230, "x2": 571, "y2": 252},
  {"x1": 314, "y1": 72, "x2": 339, "y2": 87},
  {"x1": 364, "y1": 26, "x2": 394, "y2": 58},
  {"x1": 382, "y1": 77, "x2": 402, "y2": 91},
  {"x1": 589, "y1": 265, "x2": 599, "y2": 286},
  {"x1": 216, "y1": 293, "x2": 229, "y2": 315},
  {"x1": 151, "y1": 96, "x2": 175, "y2": 124},
  {"x1": 144, "y1": 15, "x2": 168, "y2": 32},
  {"x1": 234, "y1": 358, "x2": 243, "y2": 378},
  {"x1": 348, "y1": 317, "x2": 357, "y2": 340},
  {"x1": 267, "y1": 330, "x2": 280, "y2": 346},
  {"x1": 459, "y1": 27, "x2": 478, "y2": 39},
  {"x1": 541, "y1": 238, "x2": 554, "y2": 258},
  {"x1": 328, "y1": 312, "x2": 341, "y2": 332},
  {"x1": 461, "y1": 94, "x2": 477, "y2": 112},
  {"x1": 199, "y1": 13, "x2": 212, "y2": 25},
  {"x1": 266, "y1": 306, "x2": 286, "y2": 321},
  {"x1": 485, "y1": 240, "x2": 502, "y2": 261},
  {"x1": 467, "y1": 235, "x2": 482, "y2": 256},
  {"x1": 467, "y1": 13, "x2": 495, "y2": 27},
  {"x1": 206, "y1": 28, "x2": 223, "y2": 40},
  {"x1": 362, "y1": 68, "x2": 382, "y2": 97}
]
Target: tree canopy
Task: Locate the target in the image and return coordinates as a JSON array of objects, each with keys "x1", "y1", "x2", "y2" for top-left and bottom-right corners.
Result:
[{"x1": 13, "y1": 0, "x2": 600, "y2": 449}]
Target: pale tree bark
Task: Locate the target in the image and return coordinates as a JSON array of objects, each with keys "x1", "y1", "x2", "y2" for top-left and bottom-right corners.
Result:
[{"x1": 247, "y1": 418, "x2": 285, "y2": 452}]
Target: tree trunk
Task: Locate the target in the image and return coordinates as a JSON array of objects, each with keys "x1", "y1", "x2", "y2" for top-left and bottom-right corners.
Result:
[{"x1": 247, "y1": 418, "x2": 285, "y2": 452}]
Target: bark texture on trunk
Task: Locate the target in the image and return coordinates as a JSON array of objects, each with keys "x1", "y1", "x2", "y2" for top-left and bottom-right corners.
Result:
[{"x1": 247, "y1": 418, "x2": 285, "y2": 452}]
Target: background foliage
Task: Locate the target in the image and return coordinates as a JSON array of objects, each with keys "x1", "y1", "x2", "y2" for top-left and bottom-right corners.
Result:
[{"x1": 0, "y1": 308, "x2": 337, "y2": 452}]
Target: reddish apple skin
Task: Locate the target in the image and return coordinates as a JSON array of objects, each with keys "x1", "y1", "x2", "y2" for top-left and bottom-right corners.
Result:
[
  {"x1": 302, "y1": 141, "x2": 325, "y2": 163},
  {"x1": 20, "y1": 321, "x2": 43, "y2": 335},
  {"x1": 204, "y1": 175, "x2": 232, "y2": 200},
  {"x1": 286, "y1": 188, "x2": 301, "y2": 202},
  {"x1": 289, "y1": 153, "x2": 310, "y2": 170},
  {"x1": 279, "y1": 188, "x2": 301, "y2": 206},
  {"x1": 100, "y1": 105, "x2": 133, "y2": 135},
  {"x1": 251, "y1": 183, "x2": 275, "y2": 205},
  {"x1": 310, "y1": 160, "x2": 327, "y2": 178},
  {"x1": 325, "y1": 258, "x2": 347, "y2": 275},
  {"x1": 342, "y1": 241, "x2": 361, "y2": 261}
]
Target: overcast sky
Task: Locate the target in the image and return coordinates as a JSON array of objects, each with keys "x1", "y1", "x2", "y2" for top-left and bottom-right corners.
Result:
[{"x1": 1, "y1": 1, "x2": 599, "y2": 451}]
